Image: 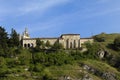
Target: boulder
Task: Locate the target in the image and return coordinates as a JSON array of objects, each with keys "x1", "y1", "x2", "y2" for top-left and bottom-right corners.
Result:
[
  {"x1": 97, "y1": 50, "x2": 105, "y2": 59},
  {"x1": 97, "y1": 50, "x2": 110, "y2": 59},
  {"x1": 81, "y1": 74, "x2": 93, "y2": 80}
]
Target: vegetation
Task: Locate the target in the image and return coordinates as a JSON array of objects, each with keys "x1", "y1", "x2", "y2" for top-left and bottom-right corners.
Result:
[
  {"x1": 113, "y1": 37, "x2": 120, "y2": 50},
  {"x1": 1, "y1": 27, "x2": 120, "y2": 80}
]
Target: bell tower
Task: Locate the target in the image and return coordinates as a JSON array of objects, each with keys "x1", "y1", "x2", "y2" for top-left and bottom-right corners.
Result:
[{"x1": 22, "y1": 28, "x2": 30, "y2": 39}]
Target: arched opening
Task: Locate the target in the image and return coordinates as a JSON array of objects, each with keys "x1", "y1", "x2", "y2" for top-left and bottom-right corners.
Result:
[
  {"x1": 28, "y1": 43, "x2": 30, "y2": 48},
  {"x1": 74, "y1": 40, "x2": 76, "y2": 48},
  {"x1": 70, "y1": 42, "x2": 72, "y2": 48},
  {"x1": 66, "y1": 39, "x2": 69, "y2": 49},
  {"x1": 24, "y1": 44, "x2": 27, "y2": 48}
]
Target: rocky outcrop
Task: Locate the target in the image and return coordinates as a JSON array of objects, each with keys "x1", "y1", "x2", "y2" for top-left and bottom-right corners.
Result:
[
  {"x1": 97, "y1": 50, "x2": 110, "y2": 59},
  {"x1": 102, "y1": 72, "x2": 116, "y2": 80},
  {"x1": 83, "y1": 64, "x2": 117, "y2": 80},
  {"x1": 97, "y1": 50, "x2": 105, "y2": 59}
]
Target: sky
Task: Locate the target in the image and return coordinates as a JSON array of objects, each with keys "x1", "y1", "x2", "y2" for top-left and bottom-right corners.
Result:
[{"x1": 0, "y1": 0, "x2": 120, "y2": 38}]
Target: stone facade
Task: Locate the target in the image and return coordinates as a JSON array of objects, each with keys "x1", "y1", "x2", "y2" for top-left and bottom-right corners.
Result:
[{"x1": 21, "y1": 28, "x2": 93, "y2": 49}]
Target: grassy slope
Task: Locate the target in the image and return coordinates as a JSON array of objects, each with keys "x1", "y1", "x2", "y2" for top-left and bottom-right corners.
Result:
[
  {"x1": 2, "y1": 33, "x2": 120, "y2": 80},
  {"x1": 94, "y1": 33, "x2": 120, "y2": 55},
  {"x1": 24, "y1": 33, "x2": 120, "y2": 79},
  {"x1": 46, "y1": 64, "x2": 103, "y2": 80}
]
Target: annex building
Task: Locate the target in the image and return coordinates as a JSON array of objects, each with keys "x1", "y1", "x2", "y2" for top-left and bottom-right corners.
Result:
[{"x1": 21, "y1": 28, "x2": 93, "y2": 49}]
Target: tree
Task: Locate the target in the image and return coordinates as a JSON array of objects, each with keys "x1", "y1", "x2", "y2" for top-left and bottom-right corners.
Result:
[
  {"x1": 93, "y1": 33, "x2": 106, "y2": 42},
  {"x1": 0, "y1": 57, "x2": 8, "y2": 76},
  {"x1": 0, "y1": 26, "x2": 9, "y2": 57},
  {"x1": 0, "y1": 26, "x2": 8, "y2": 49},
  {"x1": 8, "y1": 28, "x2": 19, "y2": 47},
  {"x1": 36, "y1": 39, "x2": 45, "y2": 49},
  {"x1": 52, "y1": 41, "x2": 64, "y2": 50},
  {"x1": 114, "y1": 37, "x2": 120, "y2": 50},
  {"x1": 45, "y1": 40, "x2": 51, "y2": 48},
  {"x1": 85, "y1": 42, "x2": 100, "y2": 59}
]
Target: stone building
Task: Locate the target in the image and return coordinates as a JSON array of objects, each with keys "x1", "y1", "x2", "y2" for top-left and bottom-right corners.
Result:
[{"x1": 21, "y1": 28, "x2": 93, "y2": 49}]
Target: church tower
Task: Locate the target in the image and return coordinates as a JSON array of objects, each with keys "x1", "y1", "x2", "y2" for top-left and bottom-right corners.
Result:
[{"x1": 22, "y1": 28, "x2": 30, "y2": 39}]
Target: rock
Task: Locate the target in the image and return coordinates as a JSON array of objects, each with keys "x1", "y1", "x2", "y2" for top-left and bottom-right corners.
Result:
[
  {"x1": 83, "y1": 65, "x2": 98, "y2": 74},
  {"x1": 82, "y1": 64, "x2": 117, "y2": 80},
  {"x1": 102, "y1": 72, "x2": 116, "y2": 80},
  {"x1": 97, "y1": 50, "x2": 111, "y2": 59},
  {"x1": 81, "y1": 74, "x2": 93, "y2": 80},
  {"x1": 97, "y1": 50, "x2": 105, "y2": 59},
  {"x1": 83, "y1": 65, "x2": 91, "y2": 70},
  {"x1": 24, "y1": 68, "x2": 28, "y2": 71}
]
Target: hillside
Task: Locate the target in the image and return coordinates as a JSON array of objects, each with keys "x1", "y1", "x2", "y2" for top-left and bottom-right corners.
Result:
[{"x1": 1, "y1": 33, "x2": 120, "y2": 80}]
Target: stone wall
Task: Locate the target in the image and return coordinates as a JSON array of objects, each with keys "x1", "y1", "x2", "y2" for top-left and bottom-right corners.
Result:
[
  {"x1": 80, "y1": 38, "x2": 94, "y2": 44},
  {"x1": 40, "y1": 38, "x2": 58, "y2": 45}
]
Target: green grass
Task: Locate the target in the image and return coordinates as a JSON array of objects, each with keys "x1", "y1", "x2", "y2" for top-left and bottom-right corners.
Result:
[{"x1": 44, "y1": 64, "x2": 102, "y2": 80}]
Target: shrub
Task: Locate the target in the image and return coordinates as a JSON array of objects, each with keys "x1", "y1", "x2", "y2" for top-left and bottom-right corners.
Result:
[{"x1": 113, "y1": 37, "x2": 120, "y2": 50}]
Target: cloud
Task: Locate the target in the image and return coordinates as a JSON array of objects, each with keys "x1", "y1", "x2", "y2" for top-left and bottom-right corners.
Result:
[
  {"x1": 0, "y1": 0, "x2": 71, "y2": 18},
  {"x1": 77, "y1": 8, "x2": 120, "y2": 20},
  {"x1": 19, "y1": 4, "x2": 120, "y2": 34},
  {"x1": 18, "y1": 0, "x2": 70, "y2": 16}
]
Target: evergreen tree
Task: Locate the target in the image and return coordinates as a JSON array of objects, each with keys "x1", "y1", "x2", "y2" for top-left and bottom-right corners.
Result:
[
  {"x1": 45, "y1": 40, "x2": 51, "y2": 48},
  {"x1": 0, "y1": 26, "x2": 9, "y2": 57},
  {"x1": 0, "y1": 26, "x2": 8, "y2": 49},
  {"x1": 9, "y1": 28, "x2": 19, "y2": 47}
]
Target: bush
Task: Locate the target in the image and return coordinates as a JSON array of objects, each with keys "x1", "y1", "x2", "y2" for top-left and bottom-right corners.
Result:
[
  {"x1": 93, "y1": 33, "x2": 106, "y2": 42},
  {"x1": 113, "y1": 37, "x2": 120, "y2": 50},
  {"x1": 84, "y1": 42, "x2": 100, "y2": 59},
  {"x1": 51, "y1": 42, "x2": 64, "y2": 50},
  {"x1": 33, "y1": 63, "x2": 44, "y2": 72}
]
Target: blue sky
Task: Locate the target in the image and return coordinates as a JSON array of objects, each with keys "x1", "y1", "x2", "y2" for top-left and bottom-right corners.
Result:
[{"x1": 0, "y1": 0, "x2": 120, "y2": 38}]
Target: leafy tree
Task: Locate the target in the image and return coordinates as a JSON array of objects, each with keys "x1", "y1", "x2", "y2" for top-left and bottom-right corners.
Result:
[
  {"x1": 36, "y1": 39, "x2": 45, "y2": 49},
  {"x1": 33, "y1": 63, "x2": 44, "y2": 72},
  {"x1": 85, "y1": 42, "x2": 100, "y2": 59},
  {"x1": 114, "y1": 37, "x2": 120, "y2": 50},
  {"x1": 52, "y1": 41, "x2": 64, "y2": 50},
  {"x1": 33, "y1": 52, "x2": 46, "y2": 64},
  {"x1": 93, "y1": 33, "x2": 106, "y2": 42}
]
